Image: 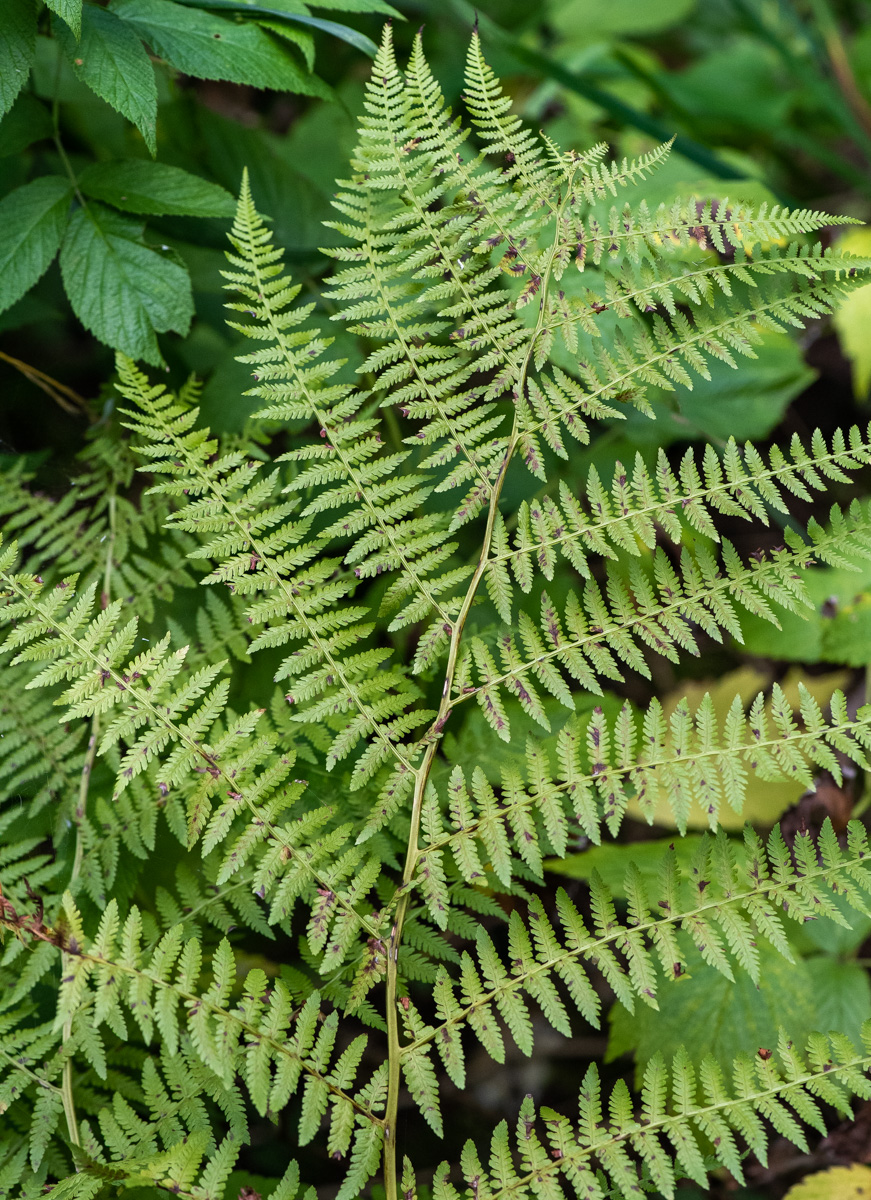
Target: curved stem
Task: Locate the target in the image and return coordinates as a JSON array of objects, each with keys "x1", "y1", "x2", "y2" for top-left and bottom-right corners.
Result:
[{"x1": 51, "y1": 51, "x2": 86, "y2": 210}]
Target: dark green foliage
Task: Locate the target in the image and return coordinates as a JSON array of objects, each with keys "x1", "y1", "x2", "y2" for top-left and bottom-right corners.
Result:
[{"x1": 0, "y1": 0, "x2": 395, "y2": 364}]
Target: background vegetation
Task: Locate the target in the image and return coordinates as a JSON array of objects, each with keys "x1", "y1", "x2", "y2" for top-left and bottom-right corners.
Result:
[{"x1": 6, "y1": 1, "x2": 871, "y2": 1197}]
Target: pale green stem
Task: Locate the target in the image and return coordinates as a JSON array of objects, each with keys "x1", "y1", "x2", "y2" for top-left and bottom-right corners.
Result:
[{"x1": 381, "y1": 171, "x2": 576, "y2": 1200}]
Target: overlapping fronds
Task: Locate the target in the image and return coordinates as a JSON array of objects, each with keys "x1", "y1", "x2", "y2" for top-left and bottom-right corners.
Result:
[
  {"x1": 5, "y1": 25, "x2": 871, "y2": 1200},
  {"x1": 323, "y1": 26, "x2": 871, "y2": 524},
  {"x1": 400, "y1": 819, "x2": 871, "y2": 1101},
  {"x1": 423, "y1": 1025, "x2": 871, "y2": 1200},
  {"x1": 0, "y1": 893, "x2": 386, "y2": 1198},
  {"x1": 0, "y1": 432, "x2": 195, "y2": 624},
  {"x1": 467, "y1": 501, "x2": 871, "y2": 740},
  {"x1": 0, "y1": 556, "x2": 379, "y2": 962},
  {"x1": 117, "y1": 353, "x2": 429, "y2": 810},
  {"x1": 225, "y1": 173, "x2": 473, "y2": 679},
  {"x1": 563, "y1": 195, "x2": 860, "y2": 266}
]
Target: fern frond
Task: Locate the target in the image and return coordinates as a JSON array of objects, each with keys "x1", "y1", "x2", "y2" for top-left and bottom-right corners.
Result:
[
  {"x1": 402, "y1": 819, "x2": 871, "y2": 1094},
  {"x1": 486, "y1": 423, "x2": 871, "y2": 602},
  {"x1": 464, "y1": 501, "x2": 871, "y2": 741},
  {"x1": 226, "y1": 167, "x2": 476, "y2": 673},
  {"x1": 423, "y1": 1026, "x2": 871, "y2": 1200},
  {"x1": 418, "y1": 686, "x2": 871, "y2": 876},
  {"x1": 588, "y1": 242, "x2": 871, "y2": 322}
]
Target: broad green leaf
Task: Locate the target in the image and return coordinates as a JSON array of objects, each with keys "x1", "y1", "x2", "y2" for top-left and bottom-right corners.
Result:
[
  {"x1": 549, "y1": 0, "x2": 694, "y2": 39},
  {"x1": 59, "y1": 203, "x2": 193, "y2": 364},
  {"x1": 78, "y1": 161, "x2": 235, "y2": 217},
  {"x1": 54, "y1": 7, "x2": 158, "y2": 154},
  {"x1": 306, "y1": 0, "x2": 399, "y2": 11},
  {"x1": 545, "y1": 837, "x2": 705, "y2": 897},
  {"x1": 792, "y1": 889, "x2": 871, "y2": 957},
  {"x1": 110, "y1": 0, "x2": 333, "y2": 98},
  {"x1": 666, "y1": 38, "x2": 794, "y2": 135},
  {"x1": 784, "y1": 1165, "x2": 871, "y2": 1199},
  {"x1": 0, "y1": 93, "x2": 52, "y2": 157},
  {"x1": 803, "y1": 959, "x2": 871, "y2": 1050},
  {"x1": 0, "y1": 0, "x2": 37, "y2": 121},
  {"x1": 255, "y1": 20, "x2": 315, "y2": 71},
  {"x1": 167, "y1": 0, "x2": 380, "y2": 57},
  {"x1": 193, "y1": 106, "x2": 328, "y2": 253},
  {"x1": 0, "y1": 177, "x2": 72, "y2": 315},
  {"x1": 607, "y1": 942, "x2": 818, "y2": 1084},
  {"x1": 45, "y1": 0, "x2": 83, "y2": 37},
  {"x1": 258, "y1": 11, "x2": 376, "y2": 56},
  {"x1": 833, "y1": 228, "x2": 871, "y2": 399}
]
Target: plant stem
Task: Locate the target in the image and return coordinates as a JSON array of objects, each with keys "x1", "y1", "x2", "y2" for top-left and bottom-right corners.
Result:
[
  {"x1": 61, "y1": 493, "x2": 116, "y2": 1156},
  {"x1": 0, "y1": 351, "x2": 92, "y2": 419},
  {"x1": 382, "y1": 430, "x2": 518, "y2": 1200},
  {"x1": 51, "y1": 50, "x2": 87, "y2": 209},
  {"x1": 381, "y1": 173, "x2": 575, "y2": 1200}
]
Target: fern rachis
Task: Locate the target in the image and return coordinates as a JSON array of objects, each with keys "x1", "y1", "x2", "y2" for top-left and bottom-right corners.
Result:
[{"x1": 4, "y1": 24, "x2": 871, "y2": 1200}]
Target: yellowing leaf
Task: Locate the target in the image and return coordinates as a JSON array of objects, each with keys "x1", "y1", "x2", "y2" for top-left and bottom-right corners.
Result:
[{"x1": 784, "y1": 1164, "x2": 871, "y2": 1199}]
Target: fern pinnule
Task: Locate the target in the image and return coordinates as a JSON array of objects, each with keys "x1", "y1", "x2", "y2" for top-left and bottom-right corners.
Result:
[
  {"x1": 486, "y1": 422, "x2": 871, "y2": 602},
  {"x1": 416, "y1": 684, "x2": 871, "y2": 882}
]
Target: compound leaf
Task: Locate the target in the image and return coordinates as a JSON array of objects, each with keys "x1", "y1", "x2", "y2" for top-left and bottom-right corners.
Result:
[
  {"x1": 55, "y1": 6, "x2": 158, "y2": 154},
  {"x1": 0, "y1": 176, "x2": 72, "y2": 315},
  {"x1": 59, "y1": 203, "x2": 193, "y2": 363}
]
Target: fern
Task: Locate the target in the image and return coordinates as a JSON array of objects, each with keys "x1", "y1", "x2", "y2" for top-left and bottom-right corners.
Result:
[{"x1": 4, "y1": 24, "x2": 871, "y2": 1200}]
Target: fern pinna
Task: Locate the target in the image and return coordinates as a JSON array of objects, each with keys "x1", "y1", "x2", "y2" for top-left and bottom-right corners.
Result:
[{"x1": 4, "y1": 24, "x2": 871, "y2": 1200}]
